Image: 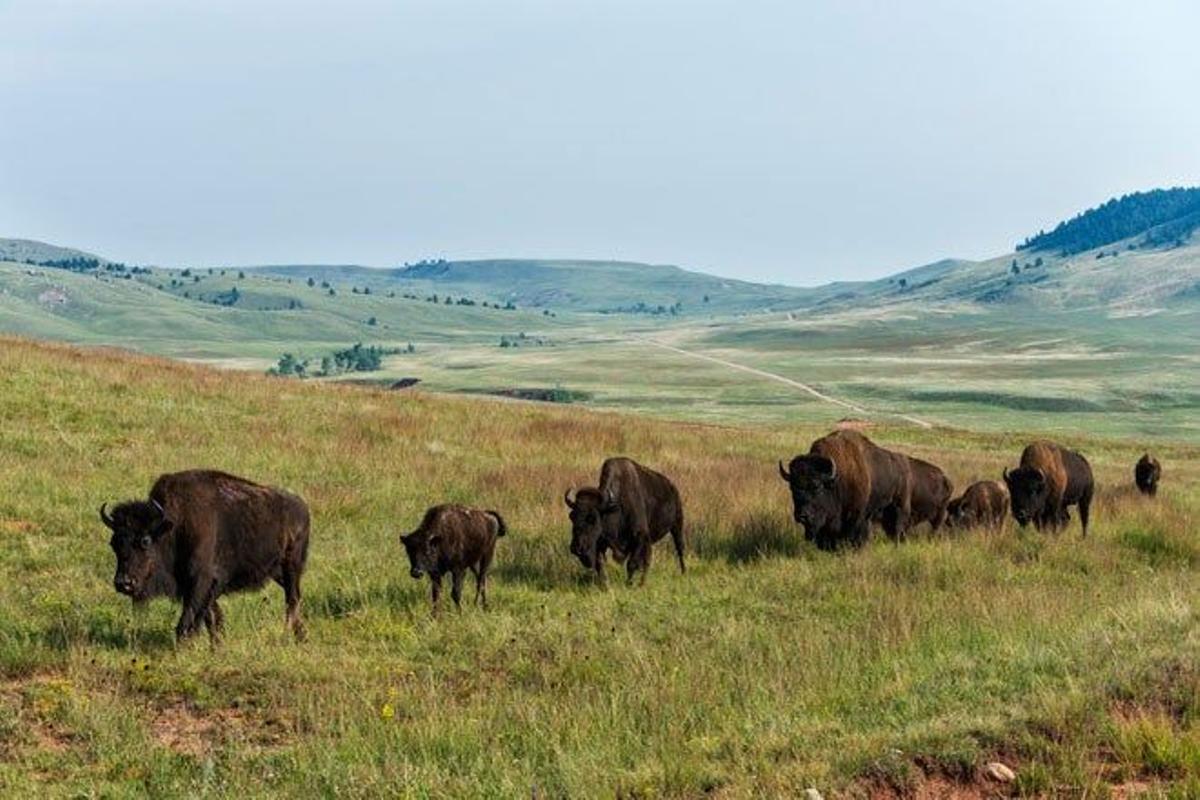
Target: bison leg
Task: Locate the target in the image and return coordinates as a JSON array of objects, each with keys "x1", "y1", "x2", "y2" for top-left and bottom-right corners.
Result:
[
  {"x1": 278, "y1": 562, "x2": 306, "y2": 642},
  {"x1": 593, "y1": 549, "x2": 608, "y2": 587},
  {"x1": 450, "y1": 570, "x2": 465, "y2": 611},
  {"x1": 203, "y1": 601, "x2": 225, "y2": 646},
  {"x1": 429, "y1": 574, "x2": 443, "y2": 615},
  {"x1": 670, "y1": 528, "x2": 686, "y2": 574},
  {"x1": 881, "y1": 506, "x2": 907, "y2": 543},
  {"x1": 1079, "y1": 490, "x2": 1093, "y2": 538},
  {"x1": 626, "y1": 539, "x2": 650, "y2": 586},
  {"x1": 176, "y1": 577, "x2": 219, "y2": 643},
  {"x1": 474, "y1": 552, "x2": 493, "y2": 610},
  {"x1": 850, "y1": 518, "x2": 870, "y2": 549}
]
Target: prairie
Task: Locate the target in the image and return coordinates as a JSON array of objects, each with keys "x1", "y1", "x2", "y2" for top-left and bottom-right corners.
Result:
[{"x1": 0, "y1": 337, "x2": 1197, "y2": 797}]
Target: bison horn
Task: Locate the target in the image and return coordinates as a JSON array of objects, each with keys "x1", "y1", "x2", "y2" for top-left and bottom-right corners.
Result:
[
  {"x1": 150, "y1": 498, "x2": 166, "y2": 517},
  {"x1": 563, "y1": 488, "x2": 576, "y2": 509},
  {"x1": 826, "y1": 459, "x2": 837, "y2": 482},
  {"x1": 99, "y1": 503, "x2": 115, "y2": 529},
  {"x1": 778, "y1": 461, "x2": 791, "y2": 482},
  {"x1": 1002, "y1": 467, "x2": 1011, "y2": 482}
]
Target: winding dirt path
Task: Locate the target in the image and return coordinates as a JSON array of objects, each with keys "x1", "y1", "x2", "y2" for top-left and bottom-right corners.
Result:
[{"x1": 636, "y1": 337, "x2": 934, "y2": 429}]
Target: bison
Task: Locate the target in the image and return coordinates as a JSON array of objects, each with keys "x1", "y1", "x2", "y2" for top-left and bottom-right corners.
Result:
[
  {"x1": 946, "y1": 480, "x2": 1009, "y2": 530},
  {"x1": 400, "y1": 504, "x2": 506, "y2": 613},
  {"x1": 901, "y1": 456, "x2": 954, "y2": 535},
  {"x1": 564, "y1": 457, "x2": 685, "y2": 586},
  {"x1": 779, "y1": 429, "x2": 911, "y2": 550},
  {"x1": 1003, "y1": 441, "x2": 1094, "y2": 536},
  {"x1": 1135, "y1": 453, "x2": 1161, "y2": 496},
  {"x1": 100, "y1": 470, "x2": 310, "y2": 644}
]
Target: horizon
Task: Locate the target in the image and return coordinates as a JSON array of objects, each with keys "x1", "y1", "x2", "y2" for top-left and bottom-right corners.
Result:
[{"x1": 3, "y1": 1, "x2": 1199, "y2": 284}]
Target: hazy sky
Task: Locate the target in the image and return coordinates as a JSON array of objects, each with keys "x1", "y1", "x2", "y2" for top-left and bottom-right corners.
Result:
[{"x1": 2, "y1": 1, "x2": 1198, "y2": 284}]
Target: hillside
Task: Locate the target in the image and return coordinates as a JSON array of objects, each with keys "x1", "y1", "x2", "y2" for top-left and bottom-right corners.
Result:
[
  {"x1": 1, "y1": 338, "x2": 1198, "y2": 796},
  {"x1": 1017, "y1": 187, "x2": 1200, "y2": 255},
  {"x1": 0, "y1": 237, "x2": 109, "y2": 267},
  {"x1": 258, "y1": 258, "x2": 816, "y2": 315}
]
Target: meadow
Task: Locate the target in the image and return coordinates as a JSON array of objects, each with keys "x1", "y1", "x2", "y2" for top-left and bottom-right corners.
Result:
[{"x1": 1, "y1": 337, "x2": 1198, "y2": 797}]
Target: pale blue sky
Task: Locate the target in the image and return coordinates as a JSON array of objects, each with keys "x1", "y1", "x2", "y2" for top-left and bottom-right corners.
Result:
[{"x1": 2, "y1": 0, "x2": 1197, "y2": 284}]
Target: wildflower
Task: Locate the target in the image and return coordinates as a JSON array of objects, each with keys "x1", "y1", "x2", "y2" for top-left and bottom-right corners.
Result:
[{"x1": 380, "y1": 702, "x2": 395, "y2": 720}]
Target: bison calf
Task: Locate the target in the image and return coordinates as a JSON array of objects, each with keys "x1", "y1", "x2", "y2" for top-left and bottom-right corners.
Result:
[
  {"x1": 100, "y1": 470, "x2": 310, "y2": 644},
  {"x1": 1135, "y1": 453, "x2": 1161, "y2": 496},
  {"x1": 565, "y1": 457, "x2": 685, "y2": 586},
  {"x1": 1004, "y1": 441, "x2": 1094, "y2": 536},
  {"x1": 946, "y1": 480, "x2": 1009, "y2": 530},
  {"x1": 400, "y1": 505, "x2": 506, "y2": 613}
]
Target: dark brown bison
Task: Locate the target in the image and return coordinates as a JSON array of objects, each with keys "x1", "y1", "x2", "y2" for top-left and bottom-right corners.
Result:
[
  {"x1": 902, "y1": 456, "x2": 954, "y2": 535},
  {"x1": 946, "y1": 480, "x2": 1009, "y2": 530},
  {"x1": 100, "y1": 470, "x2": 310, "y2": 644},
  {"x1": 1135, "y1": 454, "x2": 1161, "y2": 496},
  {"x1": 400, "y1": 504, "x2": 506, "y2": 613},
  {"x1": 564, "y1": 457, "x2": 685, "y2": 586},
  {"x1": 779, "y1": 429, "x2": 911, "y2": 550},
  {"x1": 1003, "y1": 441, "x2": 1094, "y2": 535}
]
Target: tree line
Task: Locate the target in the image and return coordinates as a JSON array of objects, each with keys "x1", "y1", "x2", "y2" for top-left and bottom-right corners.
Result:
[{"x1": 1017, "y1": 187, "x2": 1200, "y2": 255}]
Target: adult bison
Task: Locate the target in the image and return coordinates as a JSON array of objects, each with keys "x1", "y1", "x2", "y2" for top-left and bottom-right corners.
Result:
[
  {"x1": 100, "y1": 470, "x2": 311, "y2": 644},
  {"x1": 401, "y1": 504, "x2": 506, "y2": 613},
  {"x1": 564, "y1": 457, "x2": 685, "y2": 586},
  {"x1": 1135, "y1": 453, "x2": 1161, "y2": 496},
  {"x1": 779, "y1": 429, "x2": 911, "y2": 550},
  {"x1": 946, "y1": 480, "x2": 1009, "y2": 530},
  {"x1": 1003, "y1": 442, "x2": 1094, "y2": 536},
  {"x1": 902, "y1": 456, "x2": 954, "y2": 535}
]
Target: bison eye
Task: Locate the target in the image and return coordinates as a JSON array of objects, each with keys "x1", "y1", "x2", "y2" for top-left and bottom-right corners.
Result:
[{"x1": 139, "y1": 535, "x2": 152, "y2": 549}]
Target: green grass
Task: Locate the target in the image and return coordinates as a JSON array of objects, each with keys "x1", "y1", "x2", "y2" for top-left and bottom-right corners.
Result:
[{"x1": 0, "y1": 338, "x2": 1198, "y2": 796}]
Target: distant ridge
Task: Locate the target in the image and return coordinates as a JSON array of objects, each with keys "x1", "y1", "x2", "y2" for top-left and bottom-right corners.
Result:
[
  {"x1": 0, "y1": 238, "x2": 107, "y2": 265},
  {"x1": 1018, "y1": 187, "x2": 1200, "y2": 255}
]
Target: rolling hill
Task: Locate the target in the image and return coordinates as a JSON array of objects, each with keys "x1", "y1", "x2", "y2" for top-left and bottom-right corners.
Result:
[
  {"x1": 2, "y1": 187, "x2": 1198, "y2": 436},
  {"x1": 257, "y1": 258, "x2": 816, "y2": 315}
]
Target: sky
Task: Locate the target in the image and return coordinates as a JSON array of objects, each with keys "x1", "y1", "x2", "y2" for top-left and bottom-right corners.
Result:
[{"x1": 1, "y1": 0, "x2": 1198, "y2": 285}]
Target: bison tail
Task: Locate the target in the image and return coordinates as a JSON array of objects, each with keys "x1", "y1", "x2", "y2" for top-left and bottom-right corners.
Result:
[{"x1": 486, "y1": 510, "x2": 508, "y2": 537}]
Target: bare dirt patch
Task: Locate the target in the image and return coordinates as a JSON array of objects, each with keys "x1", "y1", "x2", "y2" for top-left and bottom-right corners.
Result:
[{"x1": 150, "y1": 700, "x2": 292, "y2": 758}]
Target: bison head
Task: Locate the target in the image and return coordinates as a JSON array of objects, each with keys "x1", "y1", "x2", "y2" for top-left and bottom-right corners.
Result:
[
  {"x1": 100, "y1": 499, "x2": 173, "y2": 600},
  {"x1": 1003, "y1": 467, "x2": 1046, "y2": 527},
  {"x1": 944, "y1": 496, "x2": 969, "y2": 529},
  {"x1": 564, "y1": 487, "x2": 618, "y2": 569},
  {"x1": 779, "y1": 455, "x2": 839, "y2": 534},
  {"x1": 400, "y1": 528, "x2": 440, "y2": 579}
]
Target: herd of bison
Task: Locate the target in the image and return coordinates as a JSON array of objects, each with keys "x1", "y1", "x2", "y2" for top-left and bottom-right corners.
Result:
[{"x1": 97, "y1": 429, "x2": 1164, "y2": 644}]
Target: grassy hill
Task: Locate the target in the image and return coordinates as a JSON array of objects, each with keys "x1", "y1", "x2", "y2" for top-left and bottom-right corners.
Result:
[
  {"x1": 257, "y1": 258, "x2": 818, "y2": 315},
  {"x1": 0, "y1": 259, "x2": 578, "y2": 363},
  {"x1": 0, "y1": 339, "x2": 1197, "y2": 796},
  {"x1": 0, "y1": 238, "x2": 109, "y2": 266}
]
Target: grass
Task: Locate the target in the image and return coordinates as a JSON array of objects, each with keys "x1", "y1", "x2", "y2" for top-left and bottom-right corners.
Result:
[{"x1": 0, "y1": 337, "x2": 1198, "y2": 796}]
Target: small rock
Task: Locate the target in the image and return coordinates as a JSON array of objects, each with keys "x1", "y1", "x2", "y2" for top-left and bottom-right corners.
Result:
[
  {"x1": 985, "y1": 761, "x2": 1015, "y2": 783},
  {"x1": 804, "y1": 789, "x2": 823, "y2": 800}
]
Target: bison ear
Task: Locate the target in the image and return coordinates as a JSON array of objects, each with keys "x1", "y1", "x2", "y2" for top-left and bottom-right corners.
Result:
[
  {"x1": 814, "y1": 456, "x2": 837, "y2": 482},
  {"x1": 1030, "y1": 468, "x2": 1047, "y2": 487},
  {"x1": 151, "y1": 518, "x2": 174, "y2": 540}
]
